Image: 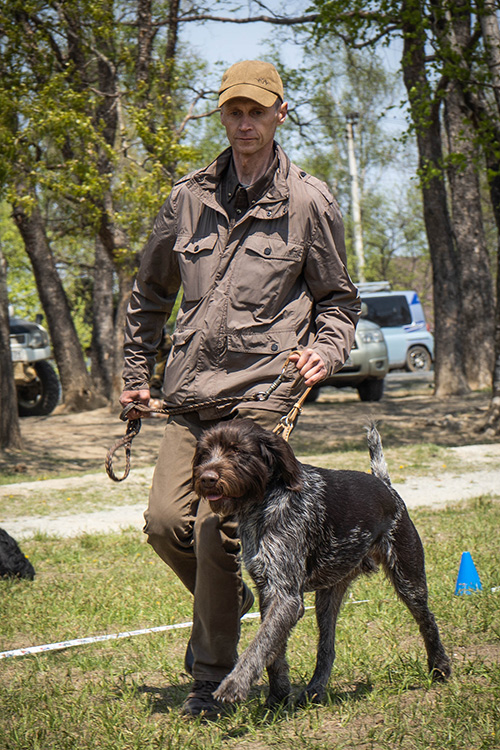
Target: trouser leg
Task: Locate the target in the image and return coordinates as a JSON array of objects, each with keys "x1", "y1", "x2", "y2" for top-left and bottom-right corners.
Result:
[
  {"x1": 144, "y1": 413, "x2": 200, "y2": 594},
  {"x1": 143, "y1": 408, "x2": 282, "y2": 682}
]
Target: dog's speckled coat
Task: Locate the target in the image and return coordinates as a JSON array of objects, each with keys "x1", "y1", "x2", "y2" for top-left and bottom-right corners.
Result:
[{"x1": 193, "y1": 419, "x2": 451, "y2": 706}]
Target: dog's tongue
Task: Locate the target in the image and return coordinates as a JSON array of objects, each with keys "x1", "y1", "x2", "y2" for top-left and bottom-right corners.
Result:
[{"x1": 206, "y1": 494, "x2": 223, "y2": 502}]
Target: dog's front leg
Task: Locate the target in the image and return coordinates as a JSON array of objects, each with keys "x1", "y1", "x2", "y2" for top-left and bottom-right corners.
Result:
[
  {"x1": 213, "y1": 592, "x2": 304, "y2": 704},
  {"x1": 264, "y1": 593, "x2": 293, "y2": 707}
]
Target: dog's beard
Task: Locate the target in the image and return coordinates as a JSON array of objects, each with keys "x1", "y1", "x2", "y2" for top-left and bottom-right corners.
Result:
[{"x1": 207, "y1": 495, "x2": 240, "y2": 516}]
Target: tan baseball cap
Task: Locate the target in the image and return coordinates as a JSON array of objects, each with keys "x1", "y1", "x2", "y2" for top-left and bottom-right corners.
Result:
[{"x1": 218, "y1": 60, "x2": 284, "y2": 108}]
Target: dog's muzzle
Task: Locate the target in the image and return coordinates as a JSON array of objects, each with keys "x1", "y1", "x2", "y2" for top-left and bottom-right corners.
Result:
[
  {"x1": 196, "y1": 468, "x2": 239, "y2": 515},
  {"x1": 198, "y1": 468, "x2": 226, "y2": 501}
]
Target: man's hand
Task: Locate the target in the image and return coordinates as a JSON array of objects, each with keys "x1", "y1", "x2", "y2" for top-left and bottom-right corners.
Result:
[
  {"x1": 119, "y1": 389, "x2": 151, "y2": 419},
  {"x1": 289, "y1": 349, "x2": 327, "y2": 387}
]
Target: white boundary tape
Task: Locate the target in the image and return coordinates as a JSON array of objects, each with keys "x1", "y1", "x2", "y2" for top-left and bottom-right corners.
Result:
[
  {"x1": 0, "y1": 601, "x2": 370, "y2": 661},
  {"x1": 0, "y1": 611, "x2": 264, "y2": 661},
  {"x1": 0, "y1": 620, "x2": 195, "y2": 660}
]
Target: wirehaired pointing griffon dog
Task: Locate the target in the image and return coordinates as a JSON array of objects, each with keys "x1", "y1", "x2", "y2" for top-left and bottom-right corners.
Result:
[{"x1": 192, "y1": 419, "x2": 451, "y2": 707}]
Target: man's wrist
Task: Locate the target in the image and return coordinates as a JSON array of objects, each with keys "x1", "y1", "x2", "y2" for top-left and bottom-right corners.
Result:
[{"x1": 123, "y1": 381, "x2": 150, "y2": 391}]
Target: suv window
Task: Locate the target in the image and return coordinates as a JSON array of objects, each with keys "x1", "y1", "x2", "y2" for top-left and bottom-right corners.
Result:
[{"x1": 364, "y1": 295, "x2": 412, "y2": 327}]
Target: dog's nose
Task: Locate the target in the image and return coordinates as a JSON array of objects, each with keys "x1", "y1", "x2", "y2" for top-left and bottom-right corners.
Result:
[{"x1": 200, "y1": 470, "x2": 219, "y2": 488}]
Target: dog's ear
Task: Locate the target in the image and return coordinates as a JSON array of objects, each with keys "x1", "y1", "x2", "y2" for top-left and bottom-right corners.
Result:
[{"x1": 259, "y1": 431, "x2": 303, "y2": 492}]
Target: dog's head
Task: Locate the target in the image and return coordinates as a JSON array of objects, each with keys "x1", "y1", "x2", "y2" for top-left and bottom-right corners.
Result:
[{"x1": 192, "y1": 418, "x2": 303, "y2": 516}]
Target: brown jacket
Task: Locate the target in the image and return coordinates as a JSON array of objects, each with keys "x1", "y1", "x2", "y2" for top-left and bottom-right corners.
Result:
[{"x1": 123, "y1": 144, "x2": 360, "y2": 419}]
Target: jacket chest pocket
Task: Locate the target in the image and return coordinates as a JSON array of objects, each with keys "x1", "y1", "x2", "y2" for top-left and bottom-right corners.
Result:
[
  {"x1": 232, "y1": 238, "x2": 305, "y2": 312},
  {"x1": 173, "y1": 234, "x2": 219, "y2": 302}
]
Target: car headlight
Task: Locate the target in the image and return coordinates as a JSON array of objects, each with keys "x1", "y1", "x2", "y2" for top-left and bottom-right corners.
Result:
[
  {"x1": 357, "y1": 330, "x2": 384, "y2": 344},
  {"x1": 29, "y1": 328, "x2": 50, "y2": 348}
]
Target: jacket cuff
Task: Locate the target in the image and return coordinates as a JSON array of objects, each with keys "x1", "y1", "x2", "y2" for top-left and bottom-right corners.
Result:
[{"x1": 122, "y1": 379, "x2": 151, "y2": 391}]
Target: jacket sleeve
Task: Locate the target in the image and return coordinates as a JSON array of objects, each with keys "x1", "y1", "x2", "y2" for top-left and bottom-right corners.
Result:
[
  {"x1": 303, "y1": 196, "x2": 361, "y2": 377},
  {"x1": 122, "y1": 194, "x2": 181, "y2": 390}
]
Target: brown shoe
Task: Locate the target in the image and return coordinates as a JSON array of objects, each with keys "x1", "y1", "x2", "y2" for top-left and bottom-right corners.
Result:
[{"x1": 181, "y1": 680, "x2": 223, "y2": 718}]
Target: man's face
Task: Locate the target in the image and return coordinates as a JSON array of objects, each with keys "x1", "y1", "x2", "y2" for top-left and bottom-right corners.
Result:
[{"x1": 220, "y1": 97, "x2": 288, "y2": 159}]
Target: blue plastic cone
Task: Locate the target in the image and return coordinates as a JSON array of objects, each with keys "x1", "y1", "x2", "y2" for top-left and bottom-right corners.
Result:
[{"x1": 454, "y1": 551, "x2": 482, "y2": 595}]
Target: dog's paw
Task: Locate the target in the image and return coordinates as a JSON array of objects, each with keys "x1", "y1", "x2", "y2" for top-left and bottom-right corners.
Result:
[
  {"x1": 430, "y1": 660, "x2": 452, "y2": 682},
  {"x1": 213, "y1": 676, "x2": 249, "y2": 703},
  {"x1": 296, "y1": 687, "x2": 324, "y2": 707},
  {"x1": 265, "y1": 691, "x2": 291, "y2": 709},
  {"x1": 428, "y1": 651, "x2": 452, "y2": 683}
]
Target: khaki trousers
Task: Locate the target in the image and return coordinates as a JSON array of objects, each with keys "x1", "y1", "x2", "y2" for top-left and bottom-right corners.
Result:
[{"x1": 143, "y1": 407, "x2": 282, "y2": 682}]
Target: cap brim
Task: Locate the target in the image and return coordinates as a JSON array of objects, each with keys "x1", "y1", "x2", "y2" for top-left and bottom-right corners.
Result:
[{"x1": 218, "y1": 84, "x2": 279, "y2": 108}]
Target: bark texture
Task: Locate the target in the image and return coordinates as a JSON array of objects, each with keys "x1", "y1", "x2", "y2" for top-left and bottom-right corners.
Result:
[
  {"x1": 444, "y1": 84, "x2": 494, "y2": 390},
  {"x1": 476, "y1": 0, "x2": 500, "y2": 432},
  {"x1": 90, "y1": 236, "x2": 115, "y2": 400},
  {"x1": 402, "y1": 0, "x2": 469, "y2": 396},
  {"x1": 0, "y1": 246, "x2": 23, "y2": 450}
]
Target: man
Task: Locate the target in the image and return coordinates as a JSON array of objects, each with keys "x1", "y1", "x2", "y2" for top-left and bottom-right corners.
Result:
[{"x1": 120, "y1": 60, "x2": 360, "y2": 717}]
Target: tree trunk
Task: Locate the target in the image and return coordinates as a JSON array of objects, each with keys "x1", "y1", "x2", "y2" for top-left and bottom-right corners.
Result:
[
  {"x1": 11, "y1": 192, "x2": 104, "y2": 412},
  {"x1": 90, "y1": 236, "x2": 115, "y2": 400},
  {"x1": 401, "y1": 1, "x2": 469, "y2": 396},
  {"x1": 98, "y1": 191, "x2": 138, "y2": 405},
  {"x1": 476, "y1": 0, "x2": 500, "y2": 432},
  {"x1": 112, "y1": 266, "x2": 136, "y2": 403},
  {"x1": 443, "y1": 84, "x2": 494, "y2": 390},
  {"x1": 164, "y1": 0, "x2": 181, "y2": 96},
  {"x1": 0, "y1": 246, "x2": 23, "y2": 450},
  {"x1": 433, "y1": 0, "x2": 495, "y2": 390},
  {"x1": 136, "y1": 0, "x2": 156, "y2": 94},
  {"x1": 91, "y1": 16, "x2": 137, "y2": 407},
  {"x1": 487, "y1": 257, "x2": 500, "y2": 431}
]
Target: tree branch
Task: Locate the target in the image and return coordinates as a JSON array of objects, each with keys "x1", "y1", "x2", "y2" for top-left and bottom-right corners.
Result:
[
  {"x1": 176, "y1": 105, "x2": 220, "y2": 136},
  {"x1": 176, "y1": 12, "x2": 319, "y2": 25}
]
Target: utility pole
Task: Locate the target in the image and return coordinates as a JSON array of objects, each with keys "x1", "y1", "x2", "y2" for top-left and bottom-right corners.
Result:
[{"x1": 346, "y1": 112, "x2": 366, "y2": 283}]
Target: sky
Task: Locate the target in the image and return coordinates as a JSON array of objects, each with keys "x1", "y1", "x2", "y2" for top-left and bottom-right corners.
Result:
[
  {"x1": 179, "y1": 10, "x2": 413, "y2": 195},
  {"x1": 180, "y1": 12, "x2": 406, "y2": 126},
  {"x1": 183, "y1": 19, "x2": 279, "y2": 67},
  {"x1": 180, "y1": 8, "x2": 403, "y2": 77},
  {"x1": 179, "y1": 0, "x2": 306, "y2": 69}
]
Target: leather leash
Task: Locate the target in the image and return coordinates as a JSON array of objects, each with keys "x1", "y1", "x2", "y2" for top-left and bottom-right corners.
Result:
[
  {"x1": 105, "y1": 352, "x2": 311, "y2": 482},
  {"x1": 272, "y1": 386, "x2": 312, "y2": 442}
]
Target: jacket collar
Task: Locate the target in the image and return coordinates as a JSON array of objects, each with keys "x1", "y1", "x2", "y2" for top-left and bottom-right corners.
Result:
[{"x1": 189, "y1": 142, "x2": 290, "y2": 211}]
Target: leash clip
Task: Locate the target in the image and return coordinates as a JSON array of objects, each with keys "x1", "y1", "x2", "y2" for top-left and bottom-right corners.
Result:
[{"x1": 254, "y1": 350, "x2": 301, "y2": 402}]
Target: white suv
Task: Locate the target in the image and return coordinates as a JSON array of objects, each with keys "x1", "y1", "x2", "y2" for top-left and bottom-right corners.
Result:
[{"x1": 359, "y1": 285, "x2": 434, "y2": 371}]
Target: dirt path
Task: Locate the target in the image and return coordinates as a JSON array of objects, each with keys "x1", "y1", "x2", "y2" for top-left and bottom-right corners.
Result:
[
  {"x1": 2, "y1": 442, "x2": 500, "y2": 540},
  {"x1": 1, "y1": 373, "x2": 499, "y2": 540},
  {"x1": 0, "y1": 373, "x2": 500, "y2": 538},
  {"x1": 1, "y1": 372, "x2": 496, "y2": 479}
]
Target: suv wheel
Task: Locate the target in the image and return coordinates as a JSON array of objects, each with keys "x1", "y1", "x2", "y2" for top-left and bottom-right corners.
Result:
[
  {"x1": 17, "y1": 361, "x2": 61, "y2": 417},
  {"x1": 406, "y1": 345, "x2": 432, "y2": 372},
  {"x1": 357, "y1": 378, "x2": 384, "y2": 402}
]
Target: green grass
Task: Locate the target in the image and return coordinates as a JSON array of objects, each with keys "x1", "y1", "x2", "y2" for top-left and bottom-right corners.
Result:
[{"x1": 1, "y1": 497, "x2": 499, "y2": 749}]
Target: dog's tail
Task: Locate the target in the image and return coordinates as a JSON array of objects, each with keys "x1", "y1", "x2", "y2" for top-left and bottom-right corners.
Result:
[{"x1": 366, "y1": 423, "x2": 392, "y2": 488}]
